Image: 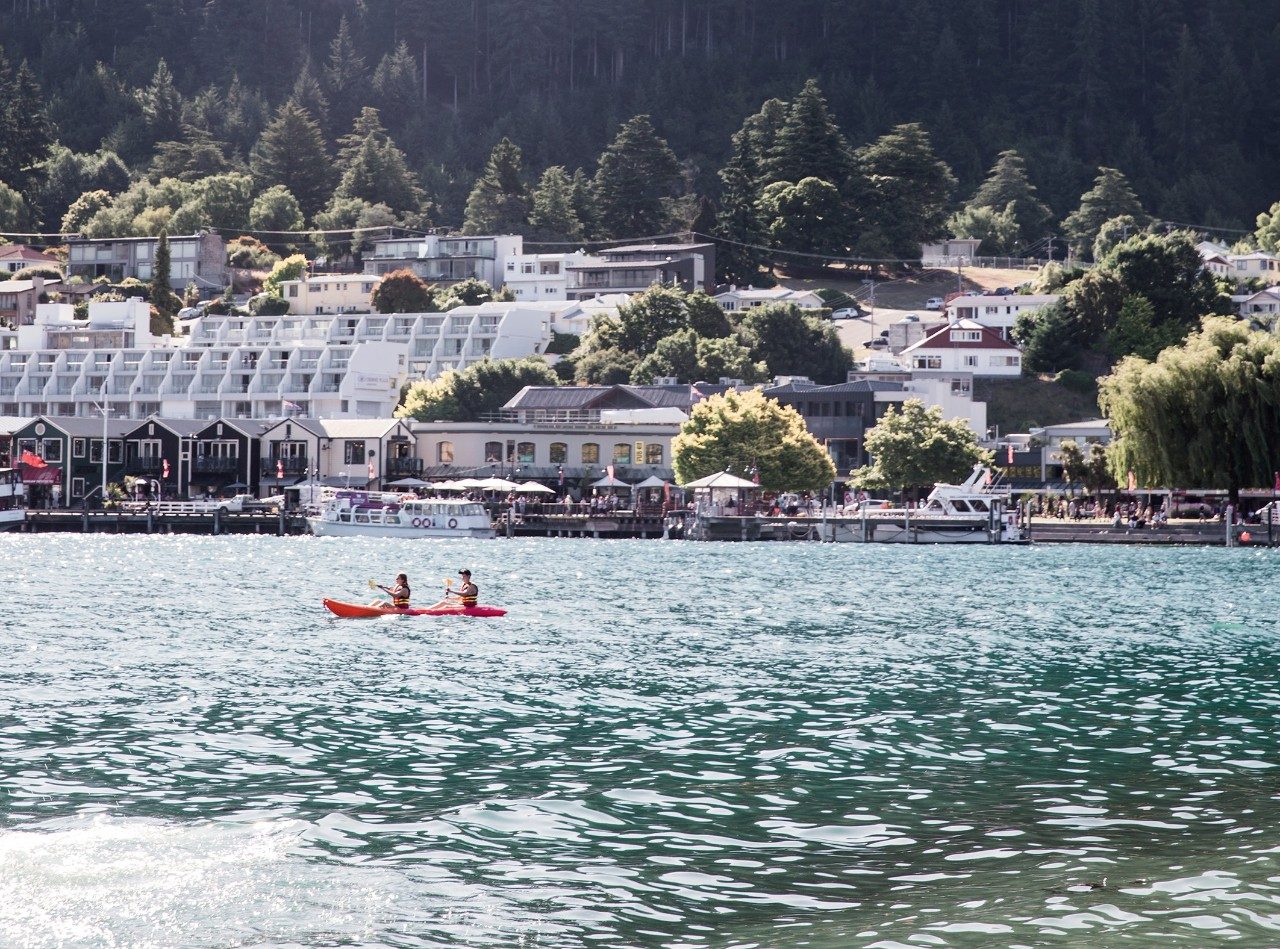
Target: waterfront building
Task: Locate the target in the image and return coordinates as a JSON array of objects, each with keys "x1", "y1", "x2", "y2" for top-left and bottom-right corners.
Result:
[
  {"x1": 66, "y1": 231, "x2": 227, "y2": 291},
  {"x1": 363, "y1": 234, "x2": 523, "y2": 287},
  {"x1": 258, "y1": 417, "x2": 417, "y2": 491},
  {"x1": 10, "y1": 415, "x2": 134, "y2": 507}
]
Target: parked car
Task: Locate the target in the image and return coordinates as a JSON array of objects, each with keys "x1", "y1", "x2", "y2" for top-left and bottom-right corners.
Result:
[
  {"x1": 996, "y1": 286, "x2": 1014, "y2": 295},
  {"x1": 902, "y1": 313, "x2": 920, "y2": 322},
  {"x1": 926, "y1": 297, "x2": 944, "y2": 310},
  {"x1": 867, "y1": 337, "x2": 890, "y2": 349},
  {"x1": 830, "y1": 306, "x2": 862, "y2": 320}
]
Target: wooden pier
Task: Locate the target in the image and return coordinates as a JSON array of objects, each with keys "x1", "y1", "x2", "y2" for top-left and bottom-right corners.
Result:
[{"x1": 22, "y1": 509, "x2": 309, "y2": 536}]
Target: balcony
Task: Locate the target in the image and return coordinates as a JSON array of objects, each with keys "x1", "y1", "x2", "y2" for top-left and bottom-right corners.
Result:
[
  {"x1": 262, "y1": 456, "x2": 309, "y2": 476},
  {"x1": 125, "y1": 456, "x2": 163, "y2": 474},
  {"x1": 194, "y1": 456, "x2": 240, "y2": 474},
  {"x1": 387, "y1": 456, "x2": 424, "y2": 477}
]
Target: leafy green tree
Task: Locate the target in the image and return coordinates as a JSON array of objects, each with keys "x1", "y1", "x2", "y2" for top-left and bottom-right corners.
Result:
[
  {"x1": 1062, "y1": 167, "x2": 1149, "y2": 258},
  {"x1": 947, "y1": 204, "x2": 1020, "y2": 255},
  {"x1": 630, "y1": 328, "x2": 767, "y2": 384},
  {"x1": 1099, "y1": 317, "x2": 1280, "y2": 500},
  {"x1": 250, "y1": 102, "x2": 332, "y2": 218},
  {"x1": 439, "y1": 277, "x2": 504, "y2": 309},
  {"x1": 0, "y1": 181, "x2": 28, "y2": 231},
  {"x1": 685, "y1": 290, "x2": 732, "y2": 338},
  {"x1": 248, "y1": 185, "x2": 304, "y2": 233},
  {"x1": 1092, "y1": 214, "x2": 1142, "y2": 260},
  {"x1": 61, "y1": 189, "x2": 113, "y2": 234},
  {"x1": 573, "y1": 345, "x2": 638, "y2": 385},
  {"x1": 593, "y1": 115, "x2": 681, "y2": 238},
  {"x1": 1012, "y1": 301, "x2": 1082, "y2": 372},
  {"x1": 372, "y1": 269, "x2": 437, "y2": 314},
  {"x1": 854, "y1": 123, "x2": 957, "y2": 258},
  {"x1": 169, "y1": 172, "x2": 254, "y2": 232},
  {"x1": 398, "y1": 357, "x2": 558, "y2": 422},
  {"x1": 225, "y1": 235, "x2": 278, "y2": 269},
  {"x1": 1098, "y1": 231, "x2": 1228, "y2": 330},
  {"x1": 312, "y1": 197, "x2": 396, "y2": 263},
  {"x1": 1254, "y1": 200, "x2": 1280, "y2": 253},
  {"x1": 965, "y1": 149, "x2": 1050, "y2": 245},
  {"x1": 615, "y1": 283, "x2": 698, "y2": 352},
  {"x1": 757, "y1": 177, "x2": 846, "y2": 255},
  {"x1": 851, "y1": 400, "x2": 989, "y2": 492},
  {"x1": 262, "y1": 253, "x2": 307, "y2": 298},
  {"x1": 673, "y1": 389, "x2": 835, "y2": 492},
  {"x1": 1105, "y1": 294, "x2": 1183, "y2": 361},
  {"x1": 463, "y1": 138, "x2": 530, "y2": 234},
  {"x1": 736, "y1": 302, "x2": 852, "y2": 383},
  {"x1": 528, "y1": 165, "x2": 582, "y2": 242},
  {"x1": 762, "y1": 79, "x2": 851, "y2": 188},
  {"x1": 1063, "y1": 266, "x2": 1127, "y2": 340}
]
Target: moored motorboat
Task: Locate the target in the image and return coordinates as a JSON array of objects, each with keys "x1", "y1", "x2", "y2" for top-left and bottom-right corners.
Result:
[
  {"x1": 322, "y1": 598, "x2": 507, "y2": 618},
  {"x1": 0, "y1": 467, "x2": 26, "y2": 532},
  {"x1": 308, "y1": 491, "x2": 496, "y2": 539}
]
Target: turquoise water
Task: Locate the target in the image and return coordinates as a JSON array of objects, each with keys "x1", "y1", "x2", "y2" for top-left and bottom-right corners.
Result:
[{"x1": 1, "y1": 536, "x2": 1279, "y2": 946}]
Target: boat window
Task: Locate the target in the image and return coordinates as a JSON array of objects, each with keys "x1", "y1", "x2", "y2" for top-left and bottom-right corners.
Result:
[
  {"x1": 970, "y1": 499, "x2": 989, "y2": 511},
  {"x1": 385, "y1": 515, "x2": 400, "y2": 524},
  {"x1": 339, "y1": 513, "x2": 351, "y2": 522},
  {"x1": 951, "y1": 499, "x2": 972, "y2": 512},
  {"x1": 464, "y1": 503, "x2": 484, "y2": 515},
  {"x1": 927, "y1": 500, "x2": 944, "y2": 511},
  {"x1": 447, "y1": 505, "x2": 460, "y2": 515},
  {"x1": 355, "y1": 514, "x2": 369, "y2": 523}
]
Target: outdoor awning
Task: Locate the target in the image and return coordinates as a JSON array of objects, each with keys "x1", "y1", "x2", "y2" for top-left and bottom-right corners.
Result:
[
  {"x1": 633, "y1": 475, "x2": 671, "y2": 489},
  {"x1": 19, "y1": 464, "x2": 60, "y2": 485},
  {"x1": 681, "y1": 471, "x2": 758, "y2": 490},
  {"x1": 591, "y1": 475, "x2": 632, "y2": 489},
  {"x1": 516, "y1": 480, "x2": 555, "y2": 494}
]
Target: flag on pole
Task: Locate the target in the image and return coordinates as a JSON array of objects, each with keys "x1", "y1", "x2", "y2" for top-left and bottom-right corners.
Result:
[
  {"x1": 276, "y1": 458, "x2": 285, "y2": 480},
  {"x1": 1006, "y1": 443, "x2": 1014, "y2": 465},
  {"x1": 1127, "y1": 470, "x2": 1137, "y2": 492},
  {"x1": 367, "y1": 461, "x2": 376, "y2": 480},
  {"x1": 607, "y1": 463, "x2": 615, "y2": 480},
  {"x1": 162, "y1": 458, "x2": 170, "y2": 479},
  {"x1": 283, "y1": 400, "x2": 302, "y2": 414},
  {"x1": 557, "y1": 465, "x2": 564, "y2": 487}
]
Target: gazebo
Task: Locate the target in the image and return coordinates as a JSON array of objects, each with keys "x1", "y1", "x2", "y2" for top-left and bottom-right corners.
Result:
[{"x1": 681, "y1": 470, "x2": 759, "y2": 515}]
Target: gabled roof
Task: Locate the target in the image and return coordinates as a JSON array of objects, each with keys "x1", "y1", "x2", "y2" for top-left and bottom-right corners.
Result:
[
  {"x1": 504, "y1": 383, "x2": 700, "y2": 413},
  {"x1": 122, "y1": 417, "x2": 208, "y2": 438},
  {"x1": 0, "y1": 415, "x2": 34, "y2": 435},
  {"x1": 258, "y1": 417, "x2": 328, "y2": 439},
  {"x1": 0, "y1": 245, "x2": 58, "y2": 264},
  {"x1": 902, "y1": 320, "x2": 1020, "y2": 353},
  {"x1": 317, "y1": 418, "x2": 411, "y2": 439},
  {"x1": 193, "y1": 417, "x2": 275, "y2": 439},
  {"x1": 33, "y1": 416, "x2": 136, "y2": 438}
]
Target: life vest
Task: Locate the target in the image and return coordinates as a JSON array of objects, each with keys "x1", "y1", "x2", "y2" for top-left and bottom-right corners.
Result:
[
  {"x1": 460, "y1": 583, "x2": 478, "y2": 607},
  {"x1": 393, "y1": 585, "x2": 410, "y2": 607}
]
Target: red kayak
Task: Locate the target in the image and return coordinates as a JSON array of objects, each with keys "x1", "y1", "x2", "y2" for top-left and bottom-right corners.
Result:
[{"x1": 323, "y1": 598, "x2": 507, "y2": 618}]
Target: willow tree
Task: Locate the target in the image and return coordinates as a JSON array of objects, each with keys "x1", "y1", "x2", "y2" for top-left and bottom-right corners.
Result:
[
  {"x1": 1100, "y1": 317, "x2": 1280, "y2": 500},
  {"x1": 673, "y1": 390, "x2": 834, "y2": 492}
]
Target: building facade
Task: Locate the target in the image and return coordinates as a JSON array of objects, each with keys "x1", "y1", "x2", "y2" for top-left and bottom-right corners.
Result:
[
  {"x1": 363, "y1": 234, "x2": 524, "y2": 287},
  {"x1": 713, "y1": 285, "x2": 825, "y2": 312},
  {"x1": 276, "y1": 274, "x2": 378, "y2": 314},
  {"x1": 66, "y1": 232, "x2": 227, "y2": 290},
  {"x1": 945, "y1": 293, "x2": 1061, "y2": 338},
  {"x1": 565, "y1": 243, "x2": 715, "y2": 299}
]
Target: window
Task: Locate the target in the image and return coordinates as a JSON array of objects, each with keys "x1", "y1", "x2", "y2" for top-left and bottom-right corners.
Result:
[
  {"x1": 72, "y1": 477, "x2": 85, "y2": 498},
  {"x1": 964, "y1": 355, "x2": 978, "y2": 367},
  {"x1": 645, "y1": 443, "x2": 664, "y2": 465},
  {"x1": 950, "y1": 330, "x2": 982, "y2": 342},
  {"x1": 913, "y1": 356, "x2": 942, "y2": 369},
  {"x1": 108, "y1": 440, "x2": 122, "y2": 463},
  {"x1": 41, "y1": 439, "x2": 62, "y2": 463},
  {"x1": 1006, "y1": 356, "x2": 1021, "y2": 367},
  {"x1": 522, "y1": 263, "x2": 535, "y2": 274},
  {"x1": 540, "y1": 262, "x2": 560, "y2": 275},
  {"x1": 484, "y1": 441, "x2": 502, "y2": 463},
  {"x1": 612, "y1": 443, "x2": 632, "y2": 465},
  {"x1": 73, "y1": 438, "x2": 86, "y2": 458},
  {"x1": 581, "y1": 442, "x2": 599, "y2": 465},
  {"x1": 288, "y1": 285, "x2": 298, "y2": 298},
  {"x1": 437, "y1": 441, "x2": 454, "y2": 464},
  {"x1": 343, "y1": 440, "x2": 366, "y2": 465},
  {"x1": 506, "y1": 261, "x2": 515, "y2": 271},
  {"x1": 516, "y1": 442, "x2": 535, "y2": 464},
  {"x1": 90, "y1": 440, "x2": 104, "y2": 463},
  {"x1": 549, "y1": 442, "x2": 567, "y2": 464}
]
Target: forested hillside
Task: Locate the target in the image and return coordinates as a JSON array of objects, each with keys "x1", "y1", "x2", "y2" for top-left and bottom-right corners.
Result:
[{"x1": 1, "y1": 0, "x2": 1276, "y2": 242}]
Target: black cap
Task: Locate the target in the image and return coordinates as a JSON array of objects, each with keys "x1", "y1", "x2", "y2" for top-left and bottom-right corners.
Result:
[{"x1": 458, "y1": 569, "x2": 471, "y2": 576}]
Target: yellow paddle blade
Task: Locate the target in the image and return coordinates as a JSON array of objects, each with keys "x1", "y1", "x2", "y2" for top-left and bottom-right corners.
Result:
[
  {"x1": 367, "y1": 579, "x2": 378, "y2": 590},
  {"x1": 445, "y1": 577, "x2": 453, "y2": 586}
]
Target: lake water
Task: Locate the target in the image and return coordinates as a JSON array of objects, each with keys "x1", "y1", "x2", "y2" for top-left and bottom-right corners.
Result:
[{"x1": 2, "y1": 535, "x2": 1279, "y2": 946}]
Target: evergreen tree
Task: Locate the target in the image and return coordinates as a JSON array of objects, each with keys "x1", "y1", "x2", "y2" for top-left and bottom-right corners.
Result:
[
  {"x1": 138, "y1": 59, "x2": 184, "y2": 144},
  {"x1": 1062, "y1": 167, "x2": 1149, "y2": 258},
  {"x1": 250, "y1": 102, "x2": 332, "y2": 219},
  {"x1": 333, "y1": 129, "x2": 422, "y2": 215},
  {"x1": 289, "y1": 57, "x2": 330, "y2": 133},
  {"x1": 150, "y1": 230, "x2": 178, "y2": 328},
  {"x1": 757, "y1": 177, "x2": 846, "y2": 255},
  {"x1": 715, "y1": 126, "x2": 767, "y2": 283},
  {"x1": 966, "y1": 149, "x2": 1051, "y2": 248},
  {"x1": 593, "y1": 115, "x2": 681, "y2": 238},
  {"x1": 855, "y1": 123, "x2": 957, "y2": 258},
  {"x1": 463, "y1": 138, "x2": 530, "y2": 235},
  {"x1": 528, "y1": 166, "x2": 582, "y2": 242},
  {"x1": 763, "y1": 79, "x2": 852, "y2": 188},
  {"x1": 324, "y1": 16, "x2": 368, "y2": 133},
  {"x1": 0, "y1": 53, "x2": 53, "y2": 188},
  {"x1": 568, "y1": 168, "x2": 599, "y2": 240}
]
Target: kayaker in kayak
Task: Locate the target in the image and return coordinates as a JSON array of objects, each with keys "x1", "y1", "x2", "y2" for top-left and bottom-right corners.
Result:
[
  {"x1": 374, "y1": 574, "x2": 411, "y2": 609},
  {"x1": 426, "y1": 569, "x2": 479, "y2": 610}
]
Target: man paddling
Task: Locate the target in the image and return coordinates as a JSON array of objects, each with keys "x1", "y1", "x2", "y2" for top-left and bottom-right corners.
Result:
[{"x1": 426, "y1": 569, "x2": 479, "y2": 610}]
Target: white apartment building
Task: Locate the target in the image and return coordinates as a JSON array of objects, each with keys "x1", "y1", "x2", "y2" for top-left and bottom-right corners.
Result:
[
  {"x1": 277, "y1": 274, "x2": 378, "y2": 314},
  {"x1": 503, "y1": 251, "x2": 600, "y2": 301},
  {"x1": 945, "y1": 293, "x2": 1061, "y2": 339},
  {"x1": 363, "y1": 234, "x2": 524, "y2": 288},
  {"x1": 899, "y1": 320, "x2": 1023, "y2": 377},
  {"x1": 0, "y1": 298, "x2": 554, "y2": 421}
]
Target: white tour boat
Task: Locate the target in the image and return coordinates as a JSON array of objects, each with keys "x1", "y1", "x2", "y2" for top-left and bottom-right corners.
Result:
[
  {"x1": 308, "y1": 491, "x2": 496, "y2": 539},
  {"x1": 0, "y1": 467, "x2": 26, "y2": 531}
]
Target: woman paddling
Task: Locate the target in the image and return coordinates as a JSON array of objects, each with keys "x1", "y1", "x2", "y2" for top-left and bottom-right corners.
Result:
[{"x1": 374, "y1": 573, "x2": 411, "y2": 609}]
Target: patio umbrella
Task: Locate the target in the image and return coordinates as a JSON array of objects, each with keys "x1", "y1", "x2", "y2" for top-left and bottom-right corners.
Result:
[
  {"x1": 453, "y1": 478, "x2": 488, "y2": 489},
  {"x1": 479, "y1": 476, "x2": 522, "y2": 491},
  {"x1": 632, "y1": 475, "x2": 670, "y2": 489},
  {"x1": 516, "y1": 480, "x2": 555, "y2": 494},
  {"x1": 388, "y1": 476, "x2": 430, "y2": 488},
  {"x1": 223, "y1": 482, "x2": 249, "y2": 491}
]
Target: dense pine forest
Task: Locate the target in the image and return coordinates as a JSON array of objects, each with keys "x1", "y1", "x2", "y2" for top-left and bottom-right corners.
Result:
[{"x1": 0, "y1": 0, "x2": 1277, "y2": 255}]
